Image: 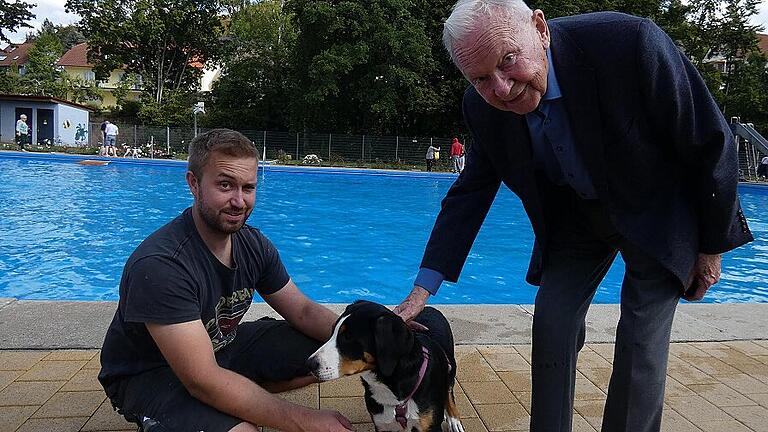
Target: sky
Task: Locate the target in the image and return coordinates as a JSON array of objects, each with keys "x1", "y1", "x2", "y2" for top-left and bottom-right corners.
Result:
[{"x1": 3, "y1": 0, "x2": 768, "y2": 45}]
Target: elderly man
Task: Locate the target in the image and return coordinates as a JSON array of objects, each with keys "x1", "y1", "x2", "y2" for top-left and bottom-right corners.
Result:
[
  {"x1": 15, "y1": 114, "x2": 29, "y2": 151},
  {"x1": 394, "y1": 1, "x2": 753, "y2": 431}
]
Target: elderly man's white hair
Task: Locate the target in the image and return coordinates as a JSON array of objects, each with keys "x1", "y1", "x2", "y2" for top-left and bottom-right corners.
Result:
[{"x1": 443, "y1": 0, "x2": 533, "y2": 65}]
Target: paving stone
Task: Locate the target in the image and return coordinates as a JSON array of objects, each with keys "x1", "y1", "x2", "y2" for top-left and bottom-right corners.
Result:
[
  {"x1": 696, "y1": 420, "x2": 754, "y2": 432},
  {"x1": 755, "y1": 355, "x2": 768, "y2": 365},
  {"x1": 0, "y1": 370, "x2": 22, "y2": 392},
  {"x1": 279, "y1": 384, "x2": 318, "y2": 409},
  {"x1": 513, "y1": 345, "x2": 532, "y2": 363},
  {"x1": 319, "y1": 376, "x2": 363, "y2": 397},
  {"x1": 574, "y1": 377, "x2": 605, "y2": 401},
  {"x1": 319, "y1": 397, "x2": 369, "y2": 424},
  {"x1": 725, "y1": 340, "x2": 768, "y2": 356},
  {"x1": 746, "y1": 392, "x2": 768, "y2": 407},
  {"x1": 456, "y1": 356, "x2": 500, "y2": 382},
  {"x1": 664, "y1": 376, "x2": 696, "y2": 398},
  {"x1": 61, "y1": 368, "x2": 103, "y2": 392},
  {"x1": 81, "y1": 399, "x2": 135, "y2": 431},
  {"x1": 16, "y1": 416, "x2": 88, "y2": 432},
  {"x1": 454, "y1": 392, "x2": 478, "y2": 418},
  {"x1": 0, "y1": 405, "x2": 38, "y2": 432},
  {"x1": 44, "y1": 350, "x2": 98, "y2": 361},
  {"x1": 0, "y1": 351, "x2": 48, "y2": 371},
  {"x1": 717, "y1": 373, "x2": 768, "y2": 395},
  {"x1": 31, "y1": 390, "x2": 105, "y2": 418},
  {"x1": 573, "y1": 399, "x2": 605, "y2": 430},
  {"x1": 0, "y1": 380, "x2": 65, "y2": 406},
  {"x1": 665, "y1": 395, "x2": 733, "y2": 423},
  {"x1": 687, "y1": 383, "x2": 758, "y2": 407},
  {"x1": 667, "y1": 364, "x2": 719, "y2": 385},
  {"x1": 477, "y1": 345, "x2": 517, "y2": 354},
  {"x1": 578, "y1": 368, "x2": 612, "y2": 393},
  {"x1": 573, "y1": 413, "x2": 597, "y2": 432},
  {"x1": 457, "y1": 416, "x2": 488, "y2": 432},
  {"x1": 691, "y1": 356, "x2": 743, "y2": 376},
  {"x1": 474, "y1": 402, "x2": 529, "y2": 431},
  {"x1": 512, "y1": 391, "x2": 531, "y2": 413},
  {"x1": 585, "y1": 344, "x2": 614, "y2": 363},
  {"x1": 577, "y1": 351, "x2": 612, "y2": 369},
  {"x1": 481, "y1": 352, "x2": 529, "y2": 371},
  {"x1": 660, "y1": 407, "x2": 701, "y2": 432},
  {"x1": 721, "y1": 405, "x2": 768, "y2": 432},
  {"x1": 668, "y1": 343, "x2": 709, "y2": 359},
  {"x1": 82, "y1": 355, "x2": 101, "y2": 370},
  {"x1": 753, "y1": 340, "x2": 768, "y2": 348},
  {"x1": 461, "y1": 381, "x2": 516, "y2": 404},
  {"x1": 497, "y1": 370, "x2": 531, "y2": 392},
  {"x1": 17, "y1": 361, "x2": 86, "y2": 381},
  {"x1": 701, "y1": 345, "x2": 765, "y2": 366}
]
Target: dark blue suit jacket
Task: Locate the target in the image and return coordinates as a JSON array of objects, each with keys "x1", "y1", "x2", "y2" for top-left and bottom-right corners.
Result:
[{"x1": 421, "y1": 12, "x2": 753, "y2": 286}]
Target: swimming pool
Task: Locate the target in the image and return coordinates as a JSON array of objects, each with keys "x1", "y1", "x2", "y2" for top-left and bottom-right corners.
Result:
[{"x1": 0, "y1": 152, "x2": 766, "y2": 303}]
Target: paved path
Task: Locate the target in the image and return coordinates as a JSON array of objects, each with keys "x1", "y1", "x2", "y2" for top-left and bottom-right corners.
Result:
[{"x1": 0, "y1": 300, "x2": 766, "y2": 431}]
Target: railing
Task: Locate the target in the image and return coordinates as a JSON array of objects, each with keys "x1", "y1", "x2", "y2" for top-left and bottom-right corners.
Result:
[{"x1": 86, "y1": 123, "x2": 470, "y2": 169}]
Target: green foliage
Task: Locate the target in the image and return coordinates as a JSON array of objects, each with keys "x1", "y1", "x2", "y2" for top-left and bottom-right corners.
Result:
[
  {"x1": 38, "y1": 19, "x2": 86, "y2": 50},
  {"x1": 0, "y1": 0, "x2": 35, "y2": 43},
  {"x1": 19, "y1": 32, "x2": 69, "y2": 98},
  {"x1": 0, "y1": 65, "x2": 23, "y2": 93},
  {"x1": 66, "y1": 0, "x2": 226, "y2": 123}
]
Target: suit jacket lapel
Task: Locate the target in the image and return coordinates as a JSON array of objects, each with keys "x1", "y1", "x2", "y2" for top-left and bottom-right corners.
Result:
[{"x1": 550, "y1": 24, "x2": 606, "y2": 191}]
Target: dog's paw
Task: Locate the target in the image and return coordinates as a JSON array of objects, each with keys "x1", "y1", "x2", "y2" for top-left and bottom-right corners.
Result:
[{"x1": 442, "y1": 416, "x2": 464, "y2": 432}]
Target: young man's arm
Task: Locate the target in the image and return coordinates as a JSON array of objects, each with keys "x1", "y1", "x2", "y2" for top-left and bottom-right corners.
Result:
[
  {"x1": 147, "y1": 320, "x2": 351, "y2": 431},
  {"x1": 264, "y1": 279, "x2": 337, "y2": 342}
]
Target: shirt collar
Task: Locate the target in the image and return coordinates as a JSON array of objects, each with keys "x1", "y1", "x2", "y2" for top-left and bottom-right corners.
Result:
[{"x1": 542, "y1": 48, "x2": 561, "y2": 101}]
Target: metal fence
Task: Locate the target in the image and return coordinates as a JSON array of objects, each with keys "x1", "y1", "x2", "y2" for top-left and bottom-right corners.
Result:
[{"x1": 87, "y1": 123, "x2": 468, "y2": 168}]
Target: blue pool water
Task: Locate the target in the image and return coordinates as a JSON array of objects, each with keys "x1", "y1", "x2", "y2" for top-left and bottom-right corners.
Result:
[{"x1": 0, "y1": 153, "x2": 766, "y2": 303}]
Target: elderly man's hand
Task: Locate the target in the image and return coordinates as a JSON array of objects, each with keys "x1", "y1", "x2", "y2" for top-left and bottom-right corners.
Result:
[
  {"x1": 684, "y1": 253, "x2": 721, "y2": 301},
  {"x1": 393, "y1": 285, "x2": 430, "y2": 323}
]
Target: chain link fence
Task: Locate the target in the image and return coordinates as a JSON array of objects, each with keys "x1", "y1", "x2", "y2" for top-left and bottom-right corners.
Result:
[{"x1": 86, "y1": 123, "x2": 470, "y2": 169}]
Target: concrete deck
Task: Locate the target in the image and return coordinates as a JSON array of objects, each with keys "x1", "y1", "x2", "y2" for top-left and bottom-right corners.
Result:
[{"x1": 0, "y1": 300, "x2": 766, "y2": 431}]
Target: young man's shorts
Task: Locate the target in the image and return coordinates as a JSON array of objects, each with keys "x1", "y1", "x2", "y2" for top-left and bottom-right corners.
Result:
[
  {"x1": 104, "y1": 318, "x2": 321, "y2": 431},
  {"x1": 106, "y1": 135, "x2": 117, "y2": 146}
]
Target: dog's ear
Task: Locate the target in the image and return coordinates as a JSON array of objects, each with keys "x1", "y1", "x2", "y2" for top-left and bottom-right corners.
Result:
[{"x1": 374, "y1": 313, "x2": 414, "y2": 376}]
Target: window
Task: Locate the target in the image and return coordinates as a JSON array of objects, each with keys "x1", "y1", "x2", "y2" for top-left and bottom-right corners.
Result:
[
  {"x1": 84, "y1": 71, "x2": 95, "y2": 81},
  {"x1": 0, "y1": 55, "x2": 6, "y2": 61},
  {"x1": 12, "y1": 56, "x2": 19, "y2": 60}
]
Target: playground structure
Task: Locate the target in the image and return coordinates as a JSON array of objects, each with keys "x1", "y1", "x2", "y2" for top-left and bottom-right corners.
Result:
[{"x1": 731, "y1": 117, "x2": 768, "y2": 180}]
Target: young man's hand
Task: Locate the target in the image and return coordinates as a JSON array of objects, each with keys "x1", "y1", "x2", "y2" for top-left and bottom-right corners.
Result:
[{"x1": 298, "y1": 408, "x2": 353, "y2": 431}]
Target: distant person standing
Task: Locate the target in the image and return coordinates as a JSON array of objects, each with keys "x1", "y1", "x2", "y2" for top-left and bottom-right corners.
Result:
[
  {"x1": 104, "y1": 121, "x2": 119, "y2": 157},
  {"x1": 100, "y1": 120, "x2": 108, "y2": 144},
  {"x1": 758, "y1": 155, "x2": 768, "y2": 179},
  {"x1": 450, "y1": 137, "x2": 465, "y2": 173},
  {"x1": 425, "y1": 143, "x2": 441, "y2": 172},
  {"x1": 15, "y1": 114, "x2": 29, "y2": 152}
]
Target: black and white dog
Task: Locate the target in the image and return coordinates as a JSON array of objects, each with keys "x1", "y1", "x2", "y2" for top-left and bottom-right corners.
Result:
[{"x1": 306, "y1": 300, "x2": 464, "y2": 432}]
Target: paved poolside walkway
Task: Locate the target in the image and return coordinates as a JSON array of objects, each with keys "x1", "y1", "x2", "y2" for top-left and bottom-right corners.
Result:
[{"x1": 0, "y1": 301, "x2": 766, "y2": 431}]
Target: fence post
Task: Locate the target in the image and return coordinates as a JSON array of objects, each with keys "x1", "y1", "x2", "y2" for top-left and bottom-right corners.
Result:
[
  {"x1": 166, "y1": 126, "x2": 170, "y2": 156},
  {"x1": 150, "y1": 136, "x2": 154, "y2": 159},
  {"x1": 296, "y1": 132, "x2": 299, "y2": 162},
  {"x1": 133, "y1": 124, "x2": 137, "y2": 147},
  {"x1": 328, "y1": 133, "x2": 332, "y2": 164},
  {"x1": 395, "y1": 136, "x2": 399, "y2": 162},
  {"x1": 362, "y1": 135, "x2": 365, "y2": 161}
]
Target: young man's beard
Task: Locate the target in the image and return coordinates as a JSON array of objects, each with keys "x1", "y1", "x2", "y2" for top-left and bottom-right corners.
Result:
[{"x1": 196, "y1": 194, "x2": 251, "y2": 235}]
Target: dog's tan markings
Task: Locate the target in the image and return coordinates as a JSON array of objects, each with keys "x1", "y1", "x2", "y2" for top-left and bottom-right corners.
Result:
[
  {"x1": 339, "y1": 357, "x2": 374, "y2": 375},
  {"x1": 445, "y1": 388, "x2": 460, "y2": 418},
  {"x1": 418, "y1": 409, "x2": 434, "y2": 431},
  {"x1": 363, "y1": 351, "x2": 375, "y2": 364}
]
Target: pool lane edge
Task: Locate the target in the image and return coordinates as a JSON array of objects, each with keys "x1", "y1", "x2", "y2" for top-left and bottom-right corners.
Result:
[{"x1": 0, "y1": 300, "x2": 765, "y2": 349}]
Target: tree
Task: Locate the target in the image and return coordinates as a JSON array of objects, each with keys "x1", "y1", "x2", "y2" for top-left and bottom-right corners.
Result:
[
  {"x1": 0, "y1": 0, "x2": 35, "y2": 43},
  {"x1": 39, "y1": 19, "x2": 86, "y2": 50},
  {"x1": 206, "y1": 0, "x2": 295, "y2": 130},
  {"x1": 19, "y1": 32, "x2": 68, "y2": 98},
  {"x1": 66, "y1": 0, "x2": 226, "y2": 124}
]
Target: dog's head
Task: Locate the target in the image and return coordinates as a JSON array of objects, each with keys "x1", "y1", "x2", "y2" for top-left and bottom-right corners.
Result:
[{"x1": 306, "y1": 300, "x2": 415, "y2": 381}]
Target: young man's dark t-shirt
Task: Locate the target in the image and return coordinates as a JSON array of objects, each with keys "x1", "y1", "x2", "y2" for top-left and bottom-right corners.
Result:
[{"x1": 99, "y1": 207, "x2": 289, "y2": 389}]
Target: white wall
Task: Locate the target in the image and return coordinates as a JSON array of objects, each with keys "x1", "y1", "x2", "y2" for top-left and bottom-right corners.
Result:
[{"x1": 56, "y1": 103, "x2": 90, "y2": 146}]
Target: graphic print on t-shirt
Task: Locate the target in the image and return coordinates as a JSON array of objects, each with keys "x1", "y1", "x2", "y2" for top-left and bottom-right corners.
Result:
[{"x1": 205, "y1": 286, "x2": 256, "y2": 351}]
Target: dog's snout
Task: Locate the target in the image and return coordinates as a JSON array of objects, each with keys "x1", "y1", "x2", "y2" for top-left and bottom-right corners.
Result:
[{"x1": 305, "y1": 355, "x2": 319, "y2": 374}]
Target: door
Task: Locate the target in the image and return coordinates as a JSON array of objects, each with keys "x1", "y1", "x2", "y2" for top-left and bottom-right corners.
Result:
[{"x1": 36, "y1": 109, "x2": 54, "y2": 145}]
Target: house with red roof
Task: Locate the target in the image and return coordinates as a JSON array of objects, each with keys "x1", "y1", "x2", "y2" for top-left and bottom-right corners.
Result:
[{"x1": 0, "y1": 41, "x2": 34, "y2": 75}]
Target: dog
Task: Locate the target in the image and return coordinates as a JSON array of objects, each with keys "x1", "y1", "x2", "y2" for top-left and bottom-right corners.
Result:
[{"x1": 306, "y1": 300, "x2": 464, "y2": 432}]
